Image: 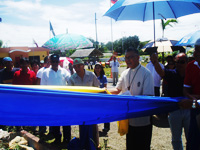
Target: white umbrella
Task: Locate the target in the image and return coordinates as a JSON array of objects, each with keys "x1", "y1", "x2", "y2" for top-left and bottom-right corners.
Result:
[{"x1": 142, "y1": 38, "x2": 178, "y2": 53}]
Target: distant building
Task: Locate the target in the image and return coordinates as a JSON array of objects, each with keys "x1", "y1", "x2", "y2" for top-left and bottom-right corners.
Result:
[
  {"x1": 103, "y1": 53, "x2": 113, "y2": 57},
  {"x1": 0, "y1": 47, "x2": 50, "y2": 65},
  {"x1": 70, "y1": 48, "x2": 103, "y2": 63}
]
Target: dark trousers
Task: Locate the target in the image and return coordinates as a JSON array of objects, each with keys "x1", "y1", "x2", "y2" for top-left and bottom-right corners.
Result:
[
  {"x1": 126, "y1": 124, "x2": 152, "y2": 150},
  {"x1": 79, "y1": 125, "x2": 97, "y2": 150},
  {"x1": 186, "y1": 109, "x2": 200, "y2": 150},
  {"x1": 63, "y1": 126, "x2": 71, "y2": 142},
  {"x1": 154, "y1": 87, "x2": 160, "y2": 96},
  {"x1": 39, "y1": 126, "x2": 46, "y2": 135},
  {"x1": 104, "y1": 123, "x2": 110, "y2": 130},
  {"x1": 49, "y1": 126, "x2": 61, "y2": 143}
]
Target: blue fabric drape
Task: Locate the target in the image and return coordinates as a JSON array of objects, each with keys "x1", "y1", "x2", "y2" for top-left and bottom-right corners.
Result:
[{"x1": 0, "y1": 85, "x2": 180, "y2": 126}]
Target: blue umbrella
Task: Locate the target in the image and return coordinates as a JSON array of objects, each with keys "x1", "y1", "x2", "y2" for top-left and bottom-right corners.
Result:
[
  {"x1": 104, "y1": 0, "x2": 200, "y2": 44},
  {"x1": 175, "y1": 30, "x2": 200, "y2": 46},
  {"x1": 42, "y1": 33, "x2": 93, "y2": 51}
]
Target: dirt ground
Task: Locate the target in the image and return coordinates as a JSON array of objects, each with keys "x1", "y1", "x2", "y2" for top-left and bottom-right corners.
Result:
[{"x1": 71, "y1": 122, "x2": 186, "y2": 150}]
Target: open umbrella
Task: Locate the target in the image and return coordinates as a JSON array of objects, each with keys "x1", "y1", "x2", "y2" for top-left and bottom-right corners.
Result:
[
  {"x1": 42, "y1": 33, "x2": 93, "y2": 52},
  {"x1": 175, "y1": 30, "x2": 200, "y2": 46},
  {"x1": 142, "y1": 38, "x2": 178, "y2": 53},
  {"x1": 60, "y1": 57, "x2": 70, "y2": 68},
  {"x1": 66, "y1": 57, "x2": 73, "y2": 64},
  {"x1": 104, "y1": 0, "x2": 200, "y2": 45}
]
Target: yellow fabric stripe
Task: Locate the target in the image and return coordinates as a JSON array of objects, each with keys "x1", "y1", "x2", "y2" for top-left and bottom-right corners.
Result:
[{"x1": 6, "y1": 84, "x2": 111, "y2": 94}]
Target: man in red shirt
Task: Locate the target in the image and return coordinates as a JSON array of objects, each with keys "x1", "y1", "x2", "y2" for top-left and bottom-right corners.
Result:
[
  {"x1": 181, "y1": 38, "x2": 200, "y2": 150},
  {"x1": 12, "y1": 57, "x2": 36, "y2": 132},
  {"x1": 184, "y1": 40, "x2": 200, "y2": 99},
  {"x1": 13, "y1": 58, "x2": 36, "y2": 85}
]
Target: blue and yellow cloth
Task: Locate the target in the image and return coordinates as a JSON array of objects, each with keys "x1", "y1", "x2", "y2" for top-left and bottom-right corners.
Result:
[{"x1": 0, "y1": 84, "x2": 180, "y2": 126}]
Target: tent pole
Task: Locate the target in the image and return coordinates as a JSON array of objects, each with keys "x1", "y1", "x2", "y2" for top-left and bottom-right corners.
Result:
[
  {"x1": 153, "y1": 2, "x2": 156, "y2": 47},
  {"x1": 95, "y1": 13, "x2": 98, "y2": 49},
  {"x1": 110, "y1": 1, "x2": 114, "y2": 53}
]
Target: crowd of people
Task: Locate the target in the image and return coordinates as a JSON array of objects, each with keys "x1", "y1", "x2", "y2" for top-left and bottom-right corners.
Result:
[{"x1": 0, "y1": 38, "x2": 200, "y2": 150}]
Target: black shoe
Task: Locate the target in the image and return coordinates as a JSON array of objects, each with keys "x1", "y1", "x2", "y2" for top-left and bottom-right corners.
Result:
[
  {"x1": 62, "y1": 139, "x2": 70, "y2": 144},
  {"x1": 102, "y1": 128, "x2": 110, "y2": 133},
  {"x1": 39, "y1": 133, "x2": 45, "y2": 138},
  {"x1": 61, "y1": 140, "x2": 70, "y2": 148},
  {"x1": 42, "y1": 133, "x2": 54, "y2": 141},
  {"x1": 52, "y1": 139, "x2": 61, "y2": 146},
  {"x1": 99, "y1": 131, "x2": 108, "y2": 137}
]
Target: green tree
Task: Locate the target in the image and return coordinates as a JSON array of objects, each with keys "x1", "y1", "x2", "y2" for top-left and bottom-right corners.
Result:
[
  {"x1": 138, "y1": 40, "x2": 150, "y2": 55},
  {"x1": 88, "y1": 38, "x2": 96, "y2": 47},
  {"x1": 65, "y1": 49, "x2": 76, "y2": 57},
  {"x1": 138, "y1": 40, "x2": 150, "y2": 50},
  {"x1": 104, "y1": 35, "x2": 140, "y2": 55},
  {"x1": 98, "y1": 42, "x2": 107, "y2": 53},
  {"x1": 123, "y1": 36, "x2": 140, "y2": 52},
  {"x1": 105, "y1": 41, "x2": 113, "y2": 51},
  {"x1": 0, "y1": 40, "x2": 3, "y2": 48},
  {"x1": 88, "y1": 37, "x2": 108, "y2": 53},
  {"x1": 161, "y1": 19, "x2": 178, "y2": 38}
]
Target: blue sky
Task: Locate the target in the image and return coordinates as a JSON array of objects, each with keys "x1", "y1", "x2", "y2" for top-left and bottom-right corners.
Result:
[{"x1": 0, "y1": 0, "x2": 200, "y2": 47}]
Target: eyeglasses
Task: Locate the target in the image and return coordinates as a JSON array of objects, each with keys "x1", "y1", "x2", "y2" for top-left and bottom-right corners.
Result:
[
  {"x1": 125, "y1": 55, "x2": 137, "y2": 60},
  {"x1": 175, "y1": 60, "x2": 186, "y2": 64}
]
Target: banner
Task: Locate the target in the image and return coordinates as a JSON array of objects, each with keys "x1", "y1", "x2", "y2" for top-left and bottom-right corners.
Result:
[
  {"x1": 49, "y1": 21, "x2": 56, "y2": 37},
  {"x1": 33, "y1": 39, "x2": 38, "y2": 47},
  {"x1": 0, "y1": 84, "x2": 180, "y2": 126}
]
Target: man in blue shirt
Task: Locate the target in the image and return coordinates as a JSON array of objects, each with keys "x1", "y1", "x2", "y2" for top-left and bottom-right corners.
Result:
[{"x1": 0, "y1": 57, "x2": 19, "y2": 84}]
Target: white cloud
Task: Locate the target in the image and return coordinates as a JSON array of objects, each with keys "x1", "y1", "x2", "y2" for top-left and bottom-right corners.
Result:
[
  {"x1": 0, "y1": 0, "x2": 200, "y2": 47},
  {"x1": 0, "y1": 23, "x2": 49, "y2": 47}
]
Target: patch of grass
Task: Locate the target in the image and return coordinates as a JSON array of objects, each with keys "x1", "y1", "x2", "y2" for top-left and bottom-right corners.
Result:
[
  {"x1": 141, "y1": 62, "x2": 147, "y2": 67},
  {"x1": 104, "y1": 68, "x2": 111, "y2": 78},
  {"x1": 85, "y1": 61, "x2": 147, "y2": 79}
]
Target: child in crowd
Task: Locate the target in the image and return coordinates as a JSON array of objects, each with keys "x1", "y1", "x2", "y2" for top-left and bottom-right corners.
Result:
[
  {"x1": 94, "y1": 63, "x2": 110, "y2": 133},
  {"x1": 94, "y1": 62, "x2": 107, "y2": 88}
]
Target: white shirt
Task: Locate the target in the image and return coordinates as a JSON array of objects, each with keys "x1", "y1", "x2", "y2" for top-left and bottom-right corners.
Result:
[
  {"x1": 110, "y1": 60, "x2": 119, "y2": 72},
  {"x1": 36, "y1": 67, "x2": 46, "y2": 79},
  {"x1": 41, "y1": 66, "x2": 70, "y2": 85},
  {"x1": 146, "y1": 61, "x2": 164, "y2": 87},
  {"x1": 116, "y1": 64, "x2": 154, "y2": 126}
]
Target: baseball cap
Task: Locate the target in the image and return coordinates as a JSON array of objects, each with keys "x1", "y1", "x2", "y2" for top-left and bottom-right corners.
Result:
[
  {"x1": 95, "y1": 62, "x2": 102, "y2": 66},
  {"x1": 73, "y1": 58, "x2": 84, "y2": 66},
  {"x1": 50, "y1": 54, "x2": 60, "y2": 61},
  {"x1": 195, "y1": 38, "x2": 200, "y2": 46},
  {"x1": 3, "y1": 57, "x2": 12, "y2": 62}
]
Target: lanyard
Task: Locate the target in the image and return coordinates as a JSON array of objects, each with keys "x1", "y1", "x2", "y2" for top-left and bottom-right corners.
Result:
[{"x1": 128, "y1": 65, "x2": 141, "y2": 90}]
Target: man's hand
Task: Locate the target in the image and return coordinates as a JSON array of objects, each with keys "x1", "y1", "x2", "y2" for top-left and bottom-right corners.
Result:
[
  {"x1": 178, "y1": 99, "x2": 193, "y2": 109},
  {"x1": 150, "y1": 53, "x2": 165, "y2": 77},
  {"x1": 150, "y1": 53, "x2": 159, "y2": 65}
]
